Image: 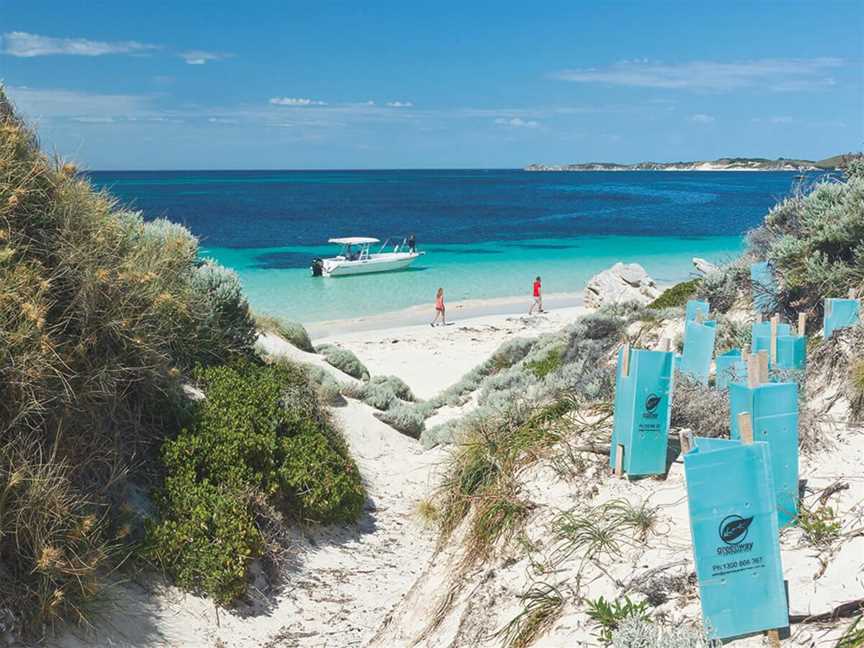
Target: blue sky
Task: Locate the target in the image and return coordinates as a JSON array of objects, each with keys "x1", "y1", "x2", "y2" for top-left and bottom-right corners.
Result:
[{"x1": 1, "y1": 1, "x2": 862, "y2": 169}]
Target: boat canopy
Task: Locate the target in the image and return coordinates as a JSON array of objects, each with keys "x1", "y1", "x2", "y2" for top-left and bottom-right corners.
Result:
[{"x1": 328, "y1": 237, "x2": 380, "y2": 245}]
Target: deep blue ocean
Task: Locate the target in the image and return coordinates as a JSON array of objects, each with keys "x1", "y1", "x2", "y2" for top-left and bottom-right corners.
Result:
[{"x1": 87, "y1": 170, "x2": 818, "y2": 323}]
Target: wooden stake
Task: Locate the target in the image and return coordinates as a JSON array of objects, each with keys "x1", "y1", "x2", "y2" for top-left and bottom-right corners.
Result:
[
  {"x1": 797, "y1": 312, "x2": 807, "y2": 337},
  {"x1": 849, "y1": 287, "x2": 856, "y2": 299},
  {"x1": 747, "y1": 354, "x2": 760, "y2": 389},
  {"x1": 659, "y1": 337, "x2": 670, "y2": 352},
  {"x1": 738, "y1": 412, "x2": 754, "y2": 445},
  {"x1": 614, "y1": 444, "x2": 625, "y2": 478},
  {"x1": 679, "y1": 429, "x2": 694, "y2": 455},
  {"x1": 766, "y1": 630, "x2": 781, "y2": 648},
  {"x1": 758, "y1": 350, "x2": 769, "y2": 383},
  {"x1": 695, "y1": 309, "x2": 704, "y2": 324},
  {"x1": 826, "y1": 299, "x2": 833, "y2": 317},
  {"x1": 770, "y1": 314, "x2": 779, "y2": 366},
  {"x1": 756, "y1": 312, "x2": 763, "y2": 323},
  {"x1": 621, "y1": 343, "x2": 630, "y2": 377}
]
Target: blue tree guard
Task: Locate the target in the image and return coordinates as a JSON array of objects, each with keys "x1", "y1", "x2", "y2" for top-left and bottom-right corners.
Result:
[
  {"x1": 679, "y1": 320, "x2": 717, "y2": 384},
  {"x1": 685, "y1": 437, "x2": 787, "y2": 640},
  {"x1": 715, "y1": 349, "x2": 747, "y2": 389},
  {"x1": 729, "y1": 382, "x2": 799, "y2": 527},
  {"x1": 751, "y1": 323, "x2": 806, "y2": 370},
  {"x1": 750, "y1": 262, "x2": 777, "y2": 314},
  {"x1": 823, "y1": 298, "x2": 860, "y2": 338},
  {"x1": 686, "y1": 299, "x2": 710, "y2": 322},
  {"x1": 609, "y1": 347, "x2": 675, "y2": 476}
]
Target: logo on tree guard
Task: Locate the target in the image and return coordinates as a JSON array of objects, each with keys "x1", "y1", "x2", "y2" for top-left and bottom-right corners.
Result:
[
  {"x1": 719, "y1": 515, "x2": 753, "y2": 545},
  {"x1": 644, "y1": 393, "x2": 662, "y2": 414}
]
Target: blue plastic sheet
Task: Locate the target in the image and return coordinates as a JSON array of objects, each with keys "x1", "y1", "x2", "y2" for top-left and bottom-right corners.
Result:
[
  {"x1": 686, "y1": 299, "x2": 710, "y2": 322},
  {"x1": 715, "y1": 349, "x2": 747, "y2": 389},
  {"x1": 729, "y1": 382, "x2": 799, "y2": 527},
  {"x1": 609, "y1": 347, "x2": 675, "y2": 476},
  {"x1": 823, "y1": 298, "x2": 860, "y2": 338},
  {"x1": 752, "y1": 321, "x2": 792, "y2": 340},
  {"x1": 750, "y1": 262, "x2": 777, "y2": 314},
  {"x1": 752, "y1": 332, "x2": 806, "y2": 370},
  {"x1": 679, "y1": 320, "x2": 717, "y2": 384},
  {"x1": 685, "y1": 438, "x2": 787, "y2": 640}
]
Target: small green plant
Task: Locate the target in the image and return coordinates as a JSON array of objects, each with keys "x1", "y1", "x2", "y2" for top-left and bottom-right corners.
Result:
[
  {"x1": 612, "y1": 616, "x2": 711, "y2": 648},
  {"x1": 648, "y1": 279, "x2": 701, "y2": 309},
  {"x1": 316, "y1": 344, "x2": 370, "y2": 380},
  {"x1": 606, "y1": 499, "x2": 660, "y2": 542},
  {"x1": 836, "y1": 615, "x2": 863, "y2": 648},
  {"x1": 496, "y1": 582, "x2": 565, "y2": 648},
  {"x1": 585, "y1": 596, "x2": 651, "y2": 645},
  {"x1": 525, "y1": 346, "x2": 565, "y2": 379},
  {"x1": 797, "y1": 504, "x2": 842, "y2": 547}
]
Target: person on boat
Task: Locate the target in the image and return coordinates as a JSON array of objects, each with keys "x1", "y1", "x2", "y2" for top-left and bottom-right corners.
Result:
[
  {"x1": 407, "y1": 233, "x2": 417, "y2": 253},
  {"x1": 431, "y1": 287, "x2": 446, "y2": 326},
  {"x1": 529, "y1": 276, "x2": 545, "y2": 314}
]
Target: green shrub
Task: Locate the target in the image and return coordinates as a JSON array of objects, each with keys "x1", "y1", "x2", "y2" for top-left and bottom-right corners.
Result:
[
  {"x1": 0, "y1": 87, "x2": 258, "y2": 633},
  {"x1": 146, "y1": 360, "x2": 365, "y2": 603},
  {"x1": 743, "y1": 165, "x2": 864, "y2": 315},
  {"x1": 316, "y1": 344, "x2": 370, "y2": 380},
  {"x1": 301, "y1": 363, "x2": 345, "y2": 405},
  {"x1": 254, "y1": 314, "x2": 315, "y2": 353},
  {"x1": 648, "y1": 279, "x2": 700, "y2": 310},
  {"x1": 585, "y1": 596, "x2": 651, "y2": 645}
]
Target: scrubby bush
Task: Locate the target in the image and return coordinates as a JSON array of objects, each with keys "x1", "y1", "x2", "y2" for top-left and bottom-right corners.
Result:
[
  {"x1": 849, "y1": 358, "x2": 864, "y2": 421},
  {"x1": 146, "y1": 360, "x2": 365, "y2": 603},
  {"x1": 671, "y1": 375, "x2": 729, "y2": 439},
  {"x1": 351, "y1": 374, "x2": 415, "y2": 410},
  {"x1": 301, "y1": 363, "x2": 345, "y2": 405},
  {"x1": 0, "y1": 88, "x2": 258, "y2": 634},
  {"x1": 696, "y1": 260, "x2": 750, "y2": 314},
  {"x1": 612, "y1": 616, "x2": 711, "y2": 648},
  {"x1": 742, "y1": 164, "x2": 864, "y2": 317},
  {"x1": 254, "y1": 314, "x2": 315, "y2": 353},
  {"x1": 375, "y1": 401, "x2": 426, "y2": 437},
  {"x1": 648, "y1": 279, "x2": 700, "y2": 309},
  {"x1": 316, "y1": 344, "x2": 370, "y2": 380}
]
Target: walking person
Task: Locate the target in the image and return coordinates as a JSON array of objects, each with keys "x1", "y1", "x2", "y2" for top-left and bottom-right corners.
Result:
[
  {"x1": 528, "y1": 276, "x2": 545, "y2": 315},
  {"x1": 431, "y1": 287, "x2": 446, "y2": 326}
]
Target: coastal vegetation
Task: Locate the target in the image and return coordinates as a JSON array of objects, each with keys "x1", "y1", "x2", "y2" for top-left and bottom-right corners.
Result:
[
  {"x1": 0, "y1": 89, "x2": 366, "y2": 638},
  {"x1": 316, "y1": 343, "x2": 371, "y2": 380},
  {"x1": 253, "y1": 313, "x2": 315, "y2": 353}
]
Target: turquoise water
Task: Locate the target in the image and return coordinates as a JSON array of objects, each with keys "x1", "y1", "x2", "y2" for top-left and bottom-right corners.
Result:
[
  {"x1": 87, "y1": 169, "x2": 814, "y2": 324},
  {"x1": 203, "y1": 235, "x2": 743, "y2": 322}
]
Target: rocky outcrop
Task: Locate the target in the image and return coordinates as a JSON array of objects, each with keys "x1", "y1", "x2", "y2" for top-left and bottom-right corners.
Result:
[
  {"x1": 692, "y1": 257, "x2": 718, "y2": 275},
  {"x1": 584, "y1": 262, "x2": 661, "y2": 308}
]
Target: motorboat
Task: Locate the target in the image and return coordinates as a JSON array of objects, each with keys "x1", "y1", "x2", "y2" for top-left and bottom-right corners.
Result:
[{"x1": 310, "y1": 237, "x2": 424, "y2": 277}]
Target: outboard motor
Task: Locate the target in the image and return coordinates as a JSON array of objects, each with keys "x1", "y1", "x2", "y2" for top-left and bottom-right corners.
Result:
[{"x1": 311, "y1": 258, "x2": 324, "y2": 277}]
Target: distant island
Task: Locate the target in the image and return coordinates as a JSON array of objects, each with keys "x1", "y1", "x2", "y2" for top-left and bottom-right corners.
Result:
[{"x1": 525, "y1": 153, "x2": 860, "y2": 172}]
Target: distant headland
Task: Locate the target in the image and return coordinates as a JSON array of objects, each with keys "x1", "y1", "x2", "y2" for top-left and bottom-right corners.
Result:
[{"x1": 525, "y1": 153, "x2": 860, "y2": 172}]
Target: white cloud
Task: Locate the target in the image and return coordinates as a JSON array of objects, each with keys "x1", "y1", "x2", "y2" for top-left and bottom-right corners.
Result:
[
  {"x1": 494, "y1": 117, "x2": 540, "y2": 129},
  {"x1": 1, "y1": 31, "x2": 158, "y2": 57},
  {"x1": 690, "y1": 113, "x2": 715, "y2": 124},
  {"x1": 269, "y1": 97, "x2": 328, "y2": 106},
  {"x1": 552, "y1": 58, "x2": 843, "y2": 92},
  {"x1": 385, "y1": 101, "x2": 414, "y2": 107},
  {"x1": 180, "y1": 50, "x2": 232, "y2": 65}
]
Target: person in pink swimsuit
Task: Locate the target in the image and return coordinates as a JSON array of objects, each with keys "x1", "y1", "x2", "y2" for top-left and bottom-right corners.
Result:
[{"x1": 431, "y1": 287, "x2": 446, "y2": 326}]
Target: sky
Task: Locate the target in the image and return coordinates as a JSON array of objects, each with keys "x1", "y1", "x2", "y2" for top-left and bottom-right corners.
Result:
[{"x1": 0, "y1": 0, "x2": 862, "y2": 169}]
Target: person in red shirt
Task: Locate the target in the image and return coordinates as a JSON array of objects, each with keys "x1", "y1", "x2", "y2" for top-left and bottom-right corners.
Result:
[{"x1": 529, "y1": 276, "x2": 545, "y2": 314}]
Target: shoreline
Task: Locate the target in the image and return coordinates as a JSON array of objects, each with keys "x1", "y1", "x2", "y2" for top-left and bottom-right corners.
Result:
[{"x1": 304, "y1": 290, "x2": 589, "y2": 338}]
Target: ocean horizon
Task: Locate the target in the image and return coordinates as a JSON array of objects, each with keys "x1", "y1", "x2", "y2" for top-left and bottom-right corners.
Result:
[{"x1": 88, "y1": 169, "x2": 825, "y2": 324}]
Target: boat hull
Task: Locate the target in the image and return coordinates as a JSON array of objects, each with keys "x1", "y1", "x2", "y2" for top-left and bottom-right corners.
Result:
[{"x1": 323, "y1": 253, "x2": 423, "y2": 277}]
